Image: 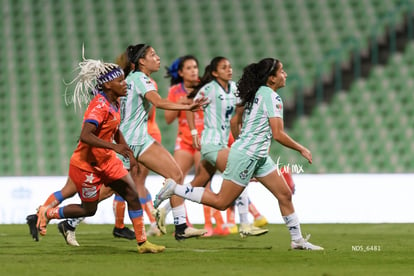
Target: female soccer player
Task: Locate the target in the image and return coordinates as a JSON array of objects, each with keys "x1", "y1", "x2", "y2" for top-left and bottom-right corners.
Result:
[
  {"x1": 48, "y1": 106, "x2": 161, "y2": 247},
  {"x1": 118, "y1": 44, "x2": 207, "y2": 240},
  {"x1": 50, "y1": 52, "x2": 164, "y2": 246},
  {"x1": 157, "y1": 55, "x2": 229, "y2": 236},
  {"x1": 116, "y1": 50, "x2": 163, "y2": 237},
  {"x1": 33, "y1": 50, "x2": 165, "y2": 253},
  {"x1": 154, "y1": 58, "x2": 324, "y2": 250},
  {"x1": 164, "y1": 56, "x2": 268, "y2": 237}
]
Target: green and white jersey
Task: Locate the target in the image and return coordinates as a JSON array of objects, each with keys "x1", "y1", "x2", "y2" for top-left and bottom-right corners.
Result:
[
  {"x1": 232, "y1": 86, "x2": 283, "y2": 158},
  {"x1": 195, "y1": 80, "x2": 238, "y2": 146},
  {"x1": 120, "y1": 71, "x2": 156, "y2": 145}
]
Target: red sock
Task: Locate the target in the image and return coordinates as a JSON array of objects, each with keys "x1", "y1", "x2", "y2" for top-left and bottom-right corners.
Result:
[
  {"x1": 212, "y1": 209, "x2": 225, "y2": 229},
  {"x1": 185, "y1": 204, "x2": 192, "y2": 227},
  {"x1": 248, "y1": 202, "x2": 262, "y2": 219},
  {"x1": 131, "y1": 215, "x2": 146, "y2": 244},
  {"x1": 46, "y1": 207, "x2": 62, "y2": 219},
  {"x1": 203, "y1": 205, "x2": 212, "y2": 228},
  {"x1": 43, "y1": 194, "x2": 60, "y2": 208},
  {"x1": 113, "y1": 196, "x2": 125, "y2": 229},
  {"x1": 144, "y1": 200, "x2": 156, "y2": 224},
  {"x1": 227, "y1": 206, "x2": 236, "y2": 225}
]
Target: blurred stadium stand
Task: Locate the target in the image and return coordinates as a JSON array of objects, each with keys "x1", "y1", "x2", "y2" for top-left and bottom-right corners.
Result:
[{"x1": 0, "y1": 0, "x2": 413, "y2": 175}]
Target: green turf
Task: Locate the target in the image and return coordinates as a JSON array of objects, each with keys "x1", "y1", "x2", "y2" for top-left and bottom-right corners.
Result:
[{"x1": 0, "y1": 224, "x2": 413, "y2": 276}]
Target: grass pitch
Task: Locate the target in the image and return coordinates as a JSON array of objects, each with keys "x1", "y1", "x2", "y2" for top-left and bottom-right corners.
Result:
[{"x1": 0, "y1": 223, "x2": 413, "y2": 276}]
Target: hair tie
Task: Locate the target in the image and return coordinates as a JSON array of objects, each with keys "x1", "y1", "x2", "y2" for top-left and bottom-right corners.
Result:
[
  {"x1": 168, "y1": 57, "x2": 181, "y2": 81},
  {"x1": 267, "y1": 59, "x2": 277, "y2": 77},
  {"x1": 130, "y1": 44, "x2": 149, "y2": 63}
]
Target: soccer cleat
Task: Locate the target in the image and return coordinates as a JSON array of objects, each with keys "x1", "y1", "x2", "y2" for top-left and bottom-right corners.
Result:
[
  {"x1": 153, "y1": 178, "x2": 176, "y2": 209},
  {"x1": 113, "y1": 227, "x2": 135, "y2": 240},
  {"x1": 152, "y1": 208, "x2": 167, "y2": 235},
  {"x1": 239, "y1": 223, "x2": 269, "y2": 238},
  {"x1": 225, "y1": 224, "x2": 239, "y2": 234},
  {"x1": 36, "y1": 206, "x2": 50, "y2": 236},
  {"x1": 253, "y1": 216, "x2": 268, "y2": 228},
  {"x1": 137, "y1": 240, "x2": 165, "y2": 254},
  {"x1": 26, "y1": 214, "x2": 39, "y2": 241},
  {"x1": 147, "y1": 224, "x2": 161, "y2": 237},
  {"x1": 291, "y1": 234, "x2": 324, "y2": 250},
  {"x1": 58, "y1": 221, "x2": 80, "y2": 246},
  {"x1": 175, "y1": 226, "x2": 208, "y2": 241}
]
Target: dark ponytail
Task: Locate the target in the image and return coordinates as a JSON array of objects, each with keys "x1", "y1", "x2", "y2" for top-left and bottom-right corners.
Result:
[
  {"x1": 188, "y1": 56, "x2": 227, "y2": 98},
  {"x1": 237, "y1": 58, "x2": 279, "y2": 108},
  {"x1": 115, "y1": 51, "x2": 133, "y2": 77},
  {"x1": 127, "y1": 44, "x2": 150, "y2": 72}
]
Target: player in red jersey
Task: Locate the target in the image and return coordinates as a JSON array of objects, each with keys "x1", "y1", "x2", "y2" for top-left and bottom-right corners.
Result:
[
  {"x1": 30, "y1": 51, "x2": 165, "y2": 253},
  {"x1": 38, "y1": 105, "x2": 162, "y2": 247},
  {"x1": 51, "y1": 53, "x2": 164, "y2": 246}
]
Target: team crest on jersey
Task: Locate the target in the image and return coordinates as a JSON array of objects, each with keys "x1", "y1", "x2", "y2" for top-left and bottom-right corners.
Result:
[
  {"x1": 274, "y1": 95, "x2": 282, "y2": 110},
  {"x1": 95, "y1": 98, "x2": 106, "y2": 109},
  {"x1": 239, "y1": 169, "x2": 248, "y2": 180}
]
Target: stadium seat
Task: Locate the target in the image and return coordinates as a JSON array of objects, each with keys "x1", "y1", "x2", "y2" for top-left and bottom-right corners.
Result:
[{"x1": 0, "y1": 0, "x2": 411, "y2": 175}]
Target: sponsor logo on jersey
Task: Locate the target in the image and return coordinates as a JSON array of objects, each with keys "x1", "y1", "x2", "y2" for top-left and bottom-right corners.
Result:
[{"x1": 81, "y1": 183, "x2": 97, "y2": 199}]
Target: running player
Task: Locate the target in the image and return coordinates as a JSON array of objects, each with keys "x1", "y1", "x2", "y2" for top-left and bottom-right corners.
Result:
[
  {"x1": 31, "y1": 50, "x2": 165, "y2": 253},
  {"x1": 163, "y1": 56, "x2": 268, "y2": 237},
  {"x1": 119, "y1": 44, "x2": 208, "y2": 240},
  {"x1": 154, "y1": 58, "x2": 324, "y2": 250},
  {"x1": 156, "y1": 55, "x2": 229, "y2": 236}
]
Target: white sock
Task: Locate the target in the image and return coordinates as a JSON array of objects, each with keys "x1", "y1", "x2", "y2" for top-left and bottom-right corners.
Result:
[
  {"x1": 283, "y1": 212, "x2": 302, "y2": 241},
  {"x1": 236, "y1": 190, "x2": 249, "y2": 224},
  {"x1": 239, "y1": 213, "x2": 249, "y2": 224},
  {"x1": 162, "y1": 201, "x2": 172, "y2": 215},
  {"x1": 66, "y1": 217, "x2": 85, "y2": 228},
  {"x1": 174, "y1": 182, "x2": 204, "y2": 203},
  {"x1": 172, "y1": 204, "x2": 187, "y2": 225}
]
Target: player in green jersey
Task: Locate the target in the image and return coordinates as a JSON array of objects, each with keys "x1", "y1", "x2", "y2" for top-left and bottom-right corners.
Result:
[{"x1": 154, "y1": 58, "x2": 324, "y2": 250}]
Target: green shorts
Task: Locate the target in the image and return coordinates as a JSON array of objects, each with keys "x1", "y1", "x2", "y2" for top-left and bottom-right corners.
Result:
[
  {"x1": 120, "y1": 134, "x2": 155, "y2": 170},
  {"x1": 200, "y1": 143, "x2": 226, "y2": 167},
  {"x1": 222, "y1": 149, "x2": 277, "y2": 187}
]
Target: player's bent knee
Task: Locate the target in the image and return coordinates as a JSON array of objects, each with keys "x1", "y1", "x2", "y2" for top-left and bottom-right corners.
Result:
[
  {"x1": 84, "y1": 208, "x2": 97, "y2": 216},
  {"x1": 278, "y1": 192, "x2": 292, "y2": 204},
  {"x1": 170, "y1": 171, "x2": 183, "y2": 184}
]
